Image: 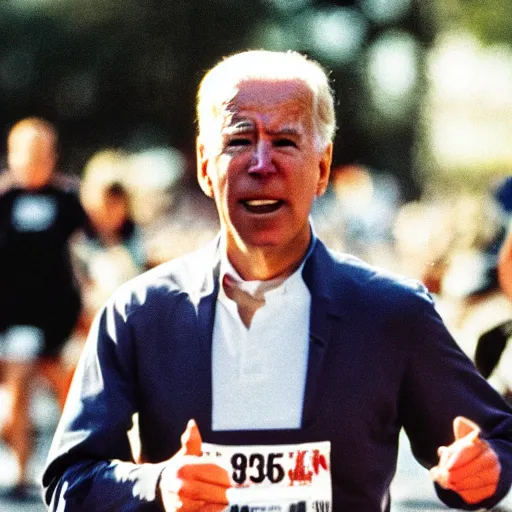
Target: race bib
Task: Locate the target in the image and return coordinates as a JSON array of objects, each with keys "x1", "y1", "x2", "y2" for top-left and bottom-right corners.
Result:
[{"x1": 202, "y1": 440, "x2": 332, "y2": 512}]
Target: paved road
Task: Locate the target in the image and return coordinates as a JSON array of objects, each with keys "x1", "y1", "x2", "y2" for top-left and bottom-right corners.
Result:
[{"x1": 0, "y1": 388, "x2": 511, "y2": 511}]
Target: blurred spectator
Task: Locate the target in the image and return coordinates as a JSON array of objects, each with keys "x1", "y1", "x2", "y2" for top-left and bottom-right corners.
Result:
[
  {"x1": 498, "y1": 222, "x2": 512, "y2": 302},
  {"x1": 441, "y1": 193, "x2": 509, "y2": 355},
  {"x1": 143, "y1": 183, "x2": 219, "y2": 268},
  {"x1": 312, "y1": 164, "x2": 401, "y2": 268},
  {"x1": 125, "y1": 147, "x2": 185, "y2": 227},
  {"x1": 0, "y1": 117, "x2": 87, "y2": 500},
  {"x1": 495, "y1": 176, "x2": 512, "y2": 217},
  {"x1": 393, "y1": 198, "x2": 453, "y2": 286},
  {"x1": 393, "y1": 190, "x2": 512, "y2": 362},
  {"x1": 73, "y1": 149, "x2": 146, "y2": 340},
  {"x1": 399, "y1": 192, "x2": 503, "y2": 296},
  {"x1": 396, "y1": 183, "x2": 512, "y2": 404},
  {"x1": 475, "y1": 202, "x2": 512, "y2": 405},
  {"x1": 496, "y1": 176, "x2": 512, "y2": 302}
]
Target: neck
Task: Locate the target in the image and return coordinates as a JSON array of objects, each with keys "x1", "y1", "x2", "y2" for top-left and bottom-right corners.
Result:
[{"x1": 225, "y1": 232, "x2": 311, "y2": 281}]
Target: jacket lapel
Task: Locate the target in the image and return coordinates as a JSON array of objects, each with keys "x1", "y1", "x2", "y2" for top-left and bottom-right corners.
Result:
[
  {"x1": 302, "y1": 239, "x2": 342, "y2": 428},
  {"x1": 194, "y1": 238, "x2": 222, "y2": 431}
]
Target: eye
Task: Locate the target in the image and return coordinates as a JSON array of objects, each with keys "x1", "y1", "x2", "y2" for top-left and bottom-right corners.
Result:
[
  {"x1": 273, "y1": 138, "x2": 297, "y2": 148},
  {"x1": 227, "y1": 138, "x2": 251, "y2": 147}
]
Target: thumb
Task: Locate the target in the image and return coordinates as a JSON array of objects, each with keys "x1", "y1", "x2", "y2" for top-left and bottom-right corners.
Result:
[
  {"x1": 180, "y1": 419, "x2": 202, "y2": 456},
  {"x1": 453, "y1": 416, "x2": 481, "y2": 442}
]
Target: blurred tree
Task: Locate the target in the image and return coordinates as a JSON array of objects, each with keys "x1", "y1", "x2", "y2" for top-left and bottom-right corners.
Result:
[
  {"x1": 414, "y1": 0, "x2": 512, "y2": 193},
  {"x1": 0, "y1": 0, "x2": 437, "y2": 201},
  {"x1": 0, "y1": 0, "x2": 264, "y2": 173},
  {"x1": 433, "y1": 0, "x2": 512, "y2": 46},
  {"x1": 326, "y1": 0, "x2": 436, "y2": 200}
]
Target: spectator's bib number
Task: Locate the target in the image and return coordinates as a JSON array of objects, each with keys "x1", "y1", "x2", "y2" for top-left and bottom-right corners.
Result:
[{"x1": 202, "y1": 440, "x2": 332, "y2": 512}]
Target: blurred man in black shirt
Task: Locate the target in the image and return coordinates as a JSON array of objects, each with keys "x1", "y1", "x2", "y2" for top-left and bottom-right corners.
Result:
[{"x1": 0, "y1": 117, "x2": 87, "y2": 500}]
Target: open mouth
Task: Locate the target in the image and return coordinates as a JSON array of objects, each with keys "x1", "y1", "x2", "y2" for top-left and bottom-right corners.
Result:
[{"x1": 241, "y1": 199, "x2": 284, "y2": 214}]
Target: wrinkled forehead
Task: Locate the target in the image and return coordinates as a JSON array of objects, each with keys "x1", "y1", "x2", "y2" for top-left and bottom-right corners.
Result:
[
  {"x1": 229, "y1": 79, "x2": 312, "y2": 106},
  {"x1": 211, "y1": 78, "x2": 315, "y2": 132}
]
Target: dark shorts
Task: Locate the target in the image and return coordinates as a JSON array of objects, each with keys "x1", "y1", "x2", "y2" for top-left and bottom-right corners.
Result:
[{"x1": 0, "y1": 292, "x2": 82, "y2": 358}]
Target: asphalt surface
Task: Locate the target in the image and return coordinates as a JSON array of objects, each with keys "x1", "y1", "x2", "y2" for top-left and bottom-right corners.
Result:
[{"x1": 0, "y1": 387, "x2": 511, "y2": 512}]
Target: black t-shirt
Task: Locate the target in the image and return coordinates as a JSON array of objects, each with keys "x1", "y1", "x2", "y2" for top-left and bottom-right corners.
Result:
[{"x1": 0, "y1": 171, "x2": 88, "y2": 322}]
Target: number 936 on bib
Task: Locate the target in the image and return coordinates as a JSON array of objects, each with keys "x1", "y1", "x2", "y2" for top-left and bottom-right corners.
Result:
[{"x1": 202, "y1": 440, "x2": 332, "y2": 512}]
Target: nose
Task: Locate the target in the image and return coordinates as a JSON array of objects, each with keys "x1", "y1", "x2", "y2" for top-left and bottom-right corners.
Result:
[{"x1": 248, "y1": 140, "x2": 276, "y2": 175}]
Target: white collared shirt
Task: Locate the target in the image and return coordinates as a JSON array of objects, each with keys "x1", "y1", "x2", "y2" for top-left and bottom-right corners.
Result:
[{"x1": 211, "y1": 253, "x2": 311, "y2": 431}]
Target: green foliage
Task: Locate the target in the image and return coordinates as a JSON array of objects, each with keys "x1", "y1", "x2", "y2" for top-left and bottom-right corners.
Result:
[
  {"x1": 438, "y1": 0, "x2": 512, "y2": 46},
  {"x1": 465, "y1": 0, "x2": 512, "y2": 45}
]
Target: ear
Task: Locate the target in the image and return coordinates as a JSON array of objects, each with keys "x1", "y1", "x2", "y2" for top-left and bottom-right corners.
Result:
[
  {"x1": 315, "y1": 142, "x2": 333, "y2": 197},
  {"x1": 196, "y1": 138, "x2": 214, "y2": 198}
]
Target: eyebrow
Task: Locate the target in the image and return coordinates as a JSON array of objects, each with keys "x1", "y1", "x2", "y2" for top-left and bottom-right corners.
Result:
[
  {"x1": 267, "y1": 127, "x2": 302, "y2": 137},
  {"x1": 224, "y1": 120, "x2": 254, "y2": 134},
  {"x1": 223, "y1": 120, "x2": 303, "y2": 138}
]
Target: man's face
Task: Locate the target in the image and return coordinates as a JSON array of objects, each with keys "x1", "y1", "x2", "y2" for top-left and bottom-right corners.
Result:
[
  {"x1": 198, "y1": 78, "x2": 332, "y2": 258},
  {"x1": 8, "y1": 126, "x2": 57, "y2": 190}
]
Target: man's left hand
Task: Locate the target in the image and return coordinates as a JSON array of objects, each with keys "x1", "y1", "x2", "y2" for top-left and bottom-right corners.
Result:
[{"x1": 430, "y1": 416, "x2": 501, "y2": 504}]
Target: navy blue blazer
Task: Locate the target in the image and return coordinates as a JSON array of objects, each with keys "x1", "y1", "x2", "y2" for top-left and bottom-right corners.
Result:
[{"x1": 43, "y1": 235, "x2": 512, "y2": 511}]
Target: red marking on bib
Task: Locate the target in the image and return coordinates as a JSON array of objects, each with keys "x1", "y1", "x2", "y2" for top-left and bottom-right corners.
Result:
[
  {"x1": 312, "y1": 449, "x2": 328, "y2": 475},
  {"x1": 289, "y1": 450, "x2": 313, "y2": 484}
]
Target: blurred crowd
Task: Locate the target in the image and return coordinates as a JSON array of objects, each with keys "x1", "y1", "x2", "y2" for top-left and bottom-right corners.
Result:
[
  {"x1": 0, "y1": 117, "x2": 511, "y2": 502},
  {"x1": 314, "y1": 166, "x2": 512, "y2": 387}
]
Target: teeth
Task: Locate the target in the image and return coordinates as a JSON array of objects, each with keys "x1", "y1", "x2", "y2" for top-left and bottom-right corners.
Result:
[{"x1": 245, "y1": 199, "x2": 279, "y2": 206}]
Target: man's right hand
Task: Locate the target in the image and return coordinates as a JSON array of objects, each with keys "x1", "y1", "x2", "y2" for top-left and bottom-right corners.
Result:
[{"x1": 159, "y1": 419, "x2": 231, "y2": 511}]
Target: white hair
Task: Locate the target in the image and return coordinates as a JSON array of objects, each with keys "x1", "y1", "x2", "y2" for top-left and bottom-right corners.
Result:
[{"x1": 197, "y1": 50, "x2": 336, "y2": 151}]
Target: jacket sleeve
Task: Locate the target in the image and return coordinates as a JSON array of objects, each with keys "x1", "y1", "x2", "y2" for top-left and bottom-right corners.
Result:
[
  {"x1": 42, "y1": 296, "x2": 166, "y2": 511},
  {"x1": 399, "y1": 290, "x2": 512, "y2": 510}
]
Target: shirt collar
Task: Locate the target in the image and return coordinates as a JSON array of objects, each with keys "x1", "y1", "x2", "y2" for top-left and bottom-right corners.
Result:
[{"x1": 218, "y1": 224, "x2": 317, "y2": 298}]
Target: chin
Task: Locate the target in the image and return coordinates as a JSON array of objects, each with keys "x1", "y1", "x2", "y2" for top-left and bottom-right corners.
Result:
[{"x1": 239, "y1": 230, "x2": 293, "y2": 250}]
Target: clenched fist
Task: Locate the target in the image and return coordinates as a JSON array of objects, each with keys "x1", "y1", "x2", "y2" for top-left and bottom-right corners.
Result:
[
  {"x1": 159, "y1": 419, "x2": 231, "y2": 511},
  {"x1": 430, "y1": 416, "x2": 501, "y2": 505}
]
